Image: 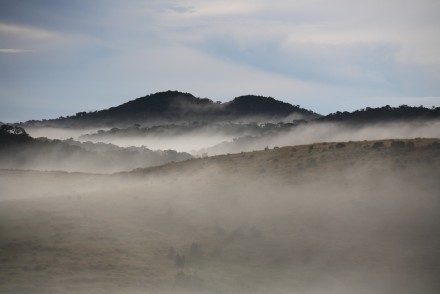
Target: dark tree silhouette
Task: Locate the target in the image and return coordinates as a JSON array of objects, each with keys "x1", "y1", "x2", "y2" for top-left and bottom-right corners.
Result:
[
  {"x1": 189, "y1": 242, "x2": 203, "y2": 259},
  {"x1": 175, "y1": 254, "x2": 185, "y2": 268},
  {"x1": 320, "y1": 105, "x2": 440, "y2": 123}
]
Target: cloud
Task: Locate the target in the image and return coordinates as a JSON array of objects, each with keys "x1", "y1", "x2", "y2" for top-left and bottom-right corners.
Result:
[
  {"x1": 0, "y1": 49, "x2": 31, "y2": 53},
  {"x1": 147, "y1": 0, "x2": 440, "y2": 101},
  {"x1": 0, "y1": 22, "x2": 69, "y2": 54},
  {"x1": 155, "y1": 0, "x2": 440, "y2": 65},
  {"x1": 0, "y1": 0, "x2": 439, "y2": 122},
  {"x1": 195, "y1": 34, "x2": 396, "y2": 87},
  {"x1": 0, "y1": 23, "x2": 58, "y2": 40}
]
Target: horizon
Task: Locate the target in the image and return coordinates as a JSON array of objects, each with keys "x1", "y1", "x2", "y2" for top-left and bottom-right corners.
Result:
[{"x1": 1, "y1": 1, "x2": 440, "y2": 122}]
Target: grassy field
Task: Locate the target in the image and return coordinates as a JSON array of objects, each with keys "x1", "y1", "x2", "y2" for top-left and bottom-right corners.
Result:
[
  {"x1": 132, "y1": 138, "x2": 440, "y2": 180},
  {"x1": 0, "y1": 138, "x2": 439, "y2": 293}
]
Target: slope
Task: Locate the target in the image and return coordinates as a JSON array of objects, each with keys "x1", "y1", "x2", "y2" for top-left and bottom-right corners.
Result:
[{"x1": 0, "y1": 138, "x2": 439, "y2": 293}]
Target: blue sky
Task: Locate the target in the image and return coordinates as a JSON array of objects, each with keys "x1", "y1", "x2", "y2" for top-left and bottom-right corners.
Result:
[{"x1": 1, "y1": 0, "x2": 440, "y2": 122}]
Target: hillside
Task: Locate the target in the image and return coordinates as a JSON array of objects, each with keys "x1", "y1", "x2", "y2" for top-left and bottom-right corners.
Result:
[
  {"x1": 129, "y1": 138, "x2": 440, "y2": 179},
  {"x1": 19, "y1": 92, "x2": 440, "y2": 131},
  {"x1": 0, "y1": 125, "x2": 192, "y2": 173},
  {"x1": 23, "y1": 91, "x2": 318, "y2": 128},
  {"x1": 320, "y1": 105, "x2": 440, "y2": 123},
  {"x1": 1, "y1": 138, "x2": 439, "y2": 293},
  {"x1": 80, "y1": 121, "x2": 297, "y2": 143}
]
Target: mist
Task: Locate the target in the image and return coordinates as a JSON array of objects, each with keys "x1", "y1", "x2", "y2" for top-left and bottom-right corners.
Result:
[
  {"x1": 200, "y1": 120, "x2": 440, "y2": 155},
  {"x1": 22, "y1": 120, "x2": 440, "y2": 158},
  {"x1": 1, "y1": 140, "x2": 439, "y2": 293},
  {"x1": 25, "y1": 127, "x2": 107, "y2": 141},
  {"x1": 24, "y1": 126, "x2": 239, "y2": 153},
  {"x1": 84, "y1": 133, "x2": 235, "y2": 153}
]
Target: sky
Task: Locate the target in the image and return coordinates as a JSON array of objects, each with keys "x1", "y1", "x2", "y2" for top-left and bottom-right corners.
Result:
[{"x1": 1, "y1": 0, "x2": 440, "y2": 122}]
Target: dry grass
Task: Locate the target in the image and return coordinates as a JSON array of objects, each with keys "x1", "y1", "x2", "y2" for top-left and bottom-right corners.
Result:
[{"x1": 130, "y1": 138, "x2": 440, "y2": 181}]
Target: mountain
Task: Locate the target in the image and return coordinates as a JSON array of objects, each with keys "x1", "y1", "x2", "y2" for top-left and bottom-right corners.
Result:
[
  {"x1": 320, "y1": 105, "x2": 440, "y2": 123},
  {"x1": 224, "y1": 95, "x2": 312, "y2": 117},
  {"x1": 0, "y1": 125, "x2": 192, "y2": 173},
  {"x1": 23, "y1": 91, "x2": 319, "y2": 128},
  {"x1": 16, "y1": 91, "x2": 440, "y2": 130}
]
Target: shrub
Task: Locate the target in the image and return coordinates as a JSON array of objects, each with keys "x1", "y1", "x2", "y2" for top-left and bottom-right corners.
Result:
[
  {"x1": 167, "y1": 246, "x2": 175, "y2": 259},
  {"x1": 175, "y1": 254, "x2": 185, "y2": 268},
  {"x1": 189, "y1": 242, "x2": 203, "y2": 259},
  {"x1": 249, "y1": 227, "x2": 262, "y2": 238},
  {"x1": 307, "y1": 158, "x2": 317, "y2": 166},
  {"x1": 429, "y1": 141, "x2": 440, "y2": 149},
  {"x1": 175, "y1": 271, "x2": 204, "y2": 288},
  {"x1": 405, "y1": 141, "x2": 415, "y2": 151},
  {"x1": 372, "y1": 141, "x2": 384, "y2": 149},
  {"x1": 225, "y1": 228, "x2": 244, "y2": 242},
  {"x1": 391, "y1": 140, "x2": 405, "y2": 149}
]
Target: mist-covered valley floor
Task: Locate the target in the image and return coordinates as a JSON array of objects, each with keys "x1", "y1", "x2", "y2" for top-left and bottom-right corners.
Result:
[{"x1": 1, "y1": 138, "x2": 439, "y2": 293}]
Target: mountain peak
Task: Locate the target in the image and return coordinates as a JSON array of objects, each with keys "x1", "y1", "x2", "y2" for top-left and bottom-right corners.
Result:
[
  {"x1": 227, "y1": 95, "x2": 311, "y2": 116},
  {"x1": 106, "y1": 90, "x2": 214, "y2": 115}
]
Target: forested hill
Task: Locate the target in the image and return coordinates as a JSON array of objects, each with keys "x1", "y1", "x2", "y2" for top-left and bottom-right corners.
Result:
[
  {"x1": 0, "y1": 125, "x2": 192, "y2": 173},
  {"x1": 24, "y1": 91, "x2": 318, "y2": 127},
  {"x1": 19, "y1": 92, "x2": 440, "y2": 128},
  {"x1": 320, "y1": 105, "x2": 440, "y2": 123}
]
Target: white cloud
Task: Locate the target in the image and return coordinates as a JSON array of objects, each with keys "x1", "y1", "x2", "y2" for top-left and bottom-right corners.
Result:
[
  {"x1": 0, "y1": 48, "x2": 31, "y2": 53},
  {"x1": 0, "y1": 23, "x2": 58, "y2": 40},
  {"x1": 151, "y1": 0, "x2": 440, "y2": 66}
]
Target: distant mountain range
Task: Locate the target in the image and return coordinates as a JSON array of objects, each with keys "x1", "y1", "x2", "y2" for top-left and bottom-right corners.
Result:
[
  {"x1": 23, "y1": 91, "x2": 319, "y2": 128},
  {"x1": 16, "y1": 90, "x2": 440, "y2": 129},
  {"x1": 2, "y1": 92, "x2": 440, "y2": 171}
]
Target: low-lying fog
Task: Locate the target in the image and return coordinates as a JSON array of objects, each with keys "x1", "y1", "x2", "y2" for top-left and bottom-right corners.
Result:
[
  {"x1": 25, "y1": 127, "x2": 107, "y2": 141},
  {"x1": 88, "y1": 134, "x2": 234, "y2": 153},
  {"x1": 276, "y1": 120, "x2": 440, "y2": 147},
  {"x1": 25, "y1": 126, "x2": 234, "y2": 153},
  {"x1": 201, "y1": 121, "x2": 440, "y2": 155},
  {"x1": 24, "y1": 121, "x2": 440, "y2": 156},
  {"x1": 0, "y1": 157, "x2": 439, "y2": 293}
]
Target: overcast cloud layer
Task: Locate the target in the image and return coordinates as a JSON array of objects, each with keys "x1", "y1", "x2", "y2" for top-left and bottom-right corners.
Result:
[{"x1": 1, "y1": 0, "x2": 440, "y2": 122}]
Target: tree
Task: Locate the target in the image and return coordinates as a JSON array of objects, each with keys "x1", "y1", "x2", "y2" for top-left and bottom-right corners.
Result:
[
  {"x1": 0, "y1": 124, "x2": 28, "y2": 136},
  {"x1": 175, "y1": 254, "x2": 185, "y2": 268},
  {"x1": 189, "y1": 242, "x2": 203, "y2": 259}
]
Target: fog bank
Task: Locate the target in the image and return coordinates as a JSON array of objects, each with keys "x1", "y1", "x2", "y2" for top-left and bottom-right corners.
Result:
[
  {"x1": 0, "y1": 146, "x2": 439, "y2": 293},
  {"x1": 201, "y1": 120, "x2": 440, "y2": 155}
]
